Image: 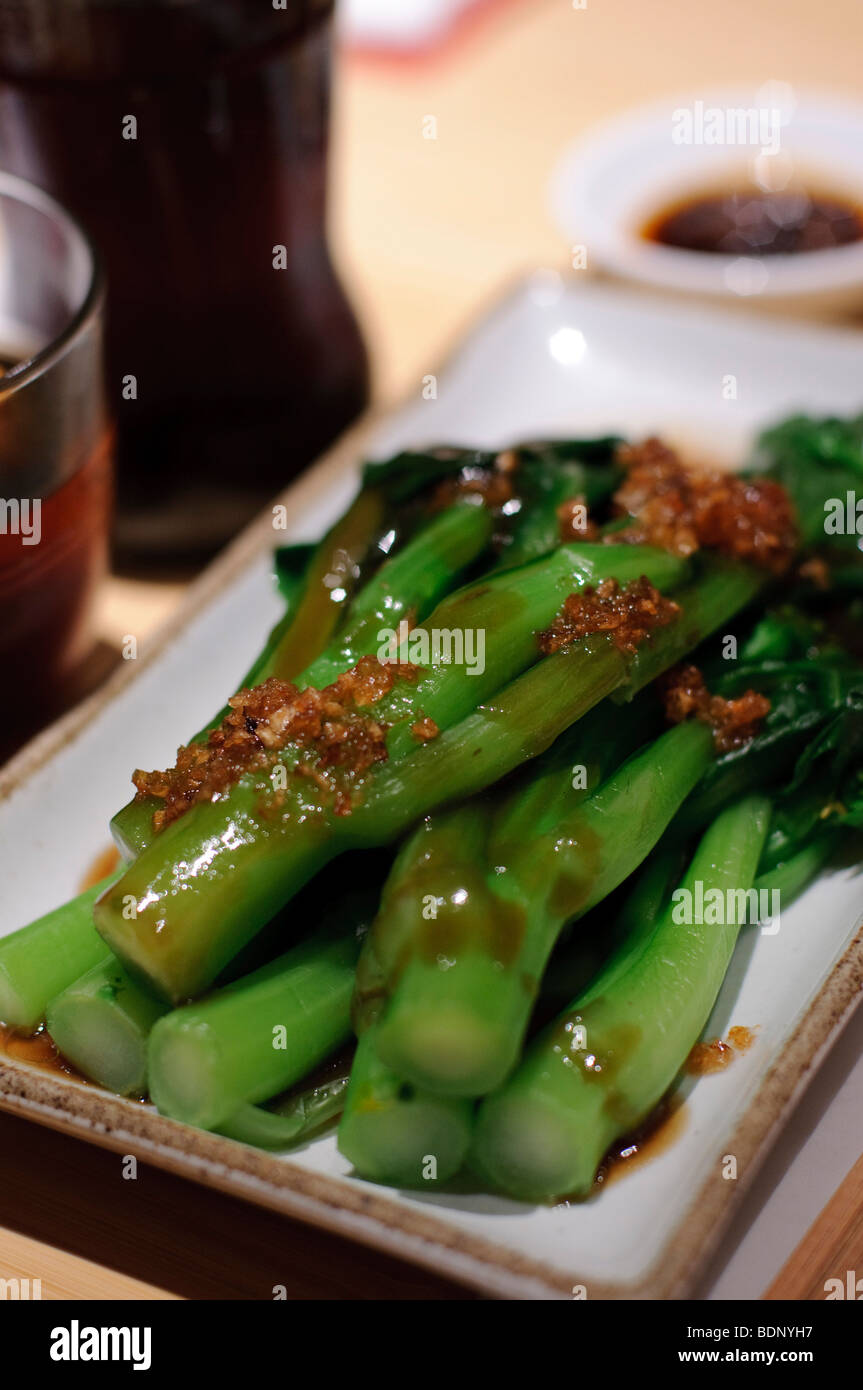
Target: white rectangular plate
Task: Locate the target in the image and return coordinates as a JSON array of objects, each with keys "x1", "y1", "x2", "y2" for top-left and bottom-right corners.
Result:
[{"x1": 2, "y1": 275, "x2": 863, "y2": 1300}]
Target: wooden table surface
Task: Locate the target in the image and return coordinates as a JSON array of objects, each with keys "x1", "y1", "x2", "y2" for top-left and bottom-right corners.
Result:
[{"x1": 5, "y1": 0, "x2": 863, "y2": 1300}]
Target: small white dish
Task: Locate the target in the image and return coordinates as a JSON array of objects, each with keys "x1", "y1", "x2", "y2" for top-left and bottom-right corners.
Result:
[{"x1": 552, "y1": 87, "x2": 863, "y2": 317}]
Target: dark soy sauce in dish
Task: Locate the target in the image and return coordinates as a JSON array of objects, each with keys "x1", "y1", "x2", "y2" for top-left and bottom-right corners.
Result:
[{"x1": 644, "y1": 188, "x2": 863, "y2": 256}]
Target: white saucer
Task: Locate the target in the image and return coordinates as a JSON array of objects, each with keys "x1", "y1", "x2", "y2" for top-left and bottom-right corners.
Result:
[{"x1": 552, "y1": 86, "x2": 863, "y2": 316}]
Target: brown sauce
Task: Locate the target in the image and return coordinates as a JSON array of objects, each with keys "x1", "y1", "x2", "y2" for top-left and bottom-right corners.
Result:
[
  {"x1": 644, "y1": 188, "x2": 863, "y2": 256},
  {"x1": 546, "y1": 1008, "x2": 643, "y2": 1099},
  {"x1": 545, "y1": 819, "x2": 605, "y2": 922},
  {"x1": 685, "y1": 1024, "x2": 757, "y2": 1076},
  {"x1": 686, "y1": 1037, "x2": 734, "y2": 1074},
  {"x1": 596, "y1": 1096, "x2": 688, "y2": 1189},
  {"x1": 0, "y1": 1022, "x2": 88, "y2": 1084},
  {"x1": 415, "y1": 869, "x2": 527, "y2": 974},
  {"x1": 556, "y1": 1025, "x2": 757, "y2": 1201},
  {"x1": 79, "y1": 844, "x2": 121, "y2": 891},
  {"x1": 554, "y1": 1095, "x2": 688, "y2": 1202}
]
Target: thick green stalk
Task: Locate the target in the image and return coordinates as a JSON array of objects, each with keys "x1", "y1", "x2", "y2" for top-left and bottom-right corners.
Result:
[
  {"x1": 351, "y1": 698, "x2": 646, "y2": 1038},
  {"x1": 336, "y1": 695, "x2": 647, "y2": 1187},
  {"x1": 217, "y1": 1073, "x2": 351, "y2": 1150},
  {"x1": 374, "y1": 720, "x2": 714, "y2": 1096},
  {"x1": 299, "y1": 500, "x2": 493, "y2": 689},
  {"x1": 96, "y1": 546, "x2": 685, "y2": 1001},
  {"x1": 485, "y1": 695, "x2": 652, "y2": 855},
  {"x1": 255, "y1": 488, "x2": 389, "y2": 679},
  {"x1": 47, "y1": 855, "x2": 387, "y2": 1106},
  {"x1": 337, "y1": 1028, "x2": 473, "y2": 1187},
  {"x1": 472, "y1": 795, "x2": 771, "y2": 1200},
  {"x1": 336, "y1": 700, "x2": 647, "y2": 1189},
  {"x1": 381, "y1": 541, "x2": 685, "y2": 762},
  {"x1": 110, "y1": 551, "x2": 314, "y2": 863},
  {"x1": 354, "y1": 560, "x2": 766, "y2": 1099},
  {"x1": 337, "y1": 795, "x2": 647, "y2": 1186},
  {"x1": 114, "y1": 501, "x2": 491, "y2": 861},
  {"x1": 342, "y1": 846, "x2": 685, "y2": 1190},
  {"x1": 540, "y1": 845, "x2": 687, "y2": 1012},
  {"x1": 47, "y1": 959, "x2": 169, "y2": 1097},
  {"x1": 148, "y1": 926, "x2": 362, "y2": 1131},
  {"x1": 96, "y1": 634, "x2": 629, "y2": 1002},
  {"x1": 19, "y1": 506, "x2": 488, "y2": 1001},
  {"x1": 111, "y1": 487, "x2": 388, "y2": 859},
  {"x1": 754, "y1": 832, "x2": 839, "y2": 904},
  {"x1": 351, "y1": 806, "x2": 495, "y2": 1040},
  {"x1": 0, "y1": 873, "x2": 121, "y2": 1030},
  {"x1": 617, "y1": 556, "x2": 765, "y2": 700}
]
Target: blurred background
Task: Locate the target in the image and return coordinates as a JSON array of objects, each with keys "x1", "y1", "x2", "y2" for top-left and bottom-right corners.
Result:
[
  {"x1": 118, "y1": 0, "x2": 852, "y2": 623},
  {"x1": 1, "y1": 0, "x2": 863, "y2": 1302},
  {"x1": 0, "y1": 0, "x2": 858, "y2": 752}
]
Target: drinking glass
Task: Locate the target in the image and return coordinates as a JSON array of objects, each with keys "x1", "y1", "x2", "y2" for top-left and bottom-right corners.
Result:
[{"x1": 0, "y1": 170, "x2": 111, "y2": 756}]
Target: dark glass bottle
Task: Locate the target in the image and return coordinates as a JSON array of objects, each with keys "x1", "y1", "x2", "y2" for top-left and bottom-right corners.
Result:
[{"x1": 0, "y1": 0, "x2": 368, "y2": 559}]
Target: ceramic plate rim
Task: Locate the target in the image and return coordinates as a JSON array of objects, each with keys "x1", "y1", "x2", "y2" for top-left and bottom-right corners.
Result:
[{"x1": 2, "y1": 274, "x2": 863, "y2": 1300}]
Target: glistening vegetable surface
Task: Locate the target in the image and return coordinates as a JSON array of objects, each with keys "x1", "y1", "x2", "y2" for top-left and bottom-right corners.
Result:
[
  {"x1": 94, "y1": 543, "x2": 688, "y2": 1002},
  {"x1": 4, "y1": 416, "x2": 863, "y2": 1218},
  {"x1": 472, "y1": 796, "x2": 772, "y2": 1200}
]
